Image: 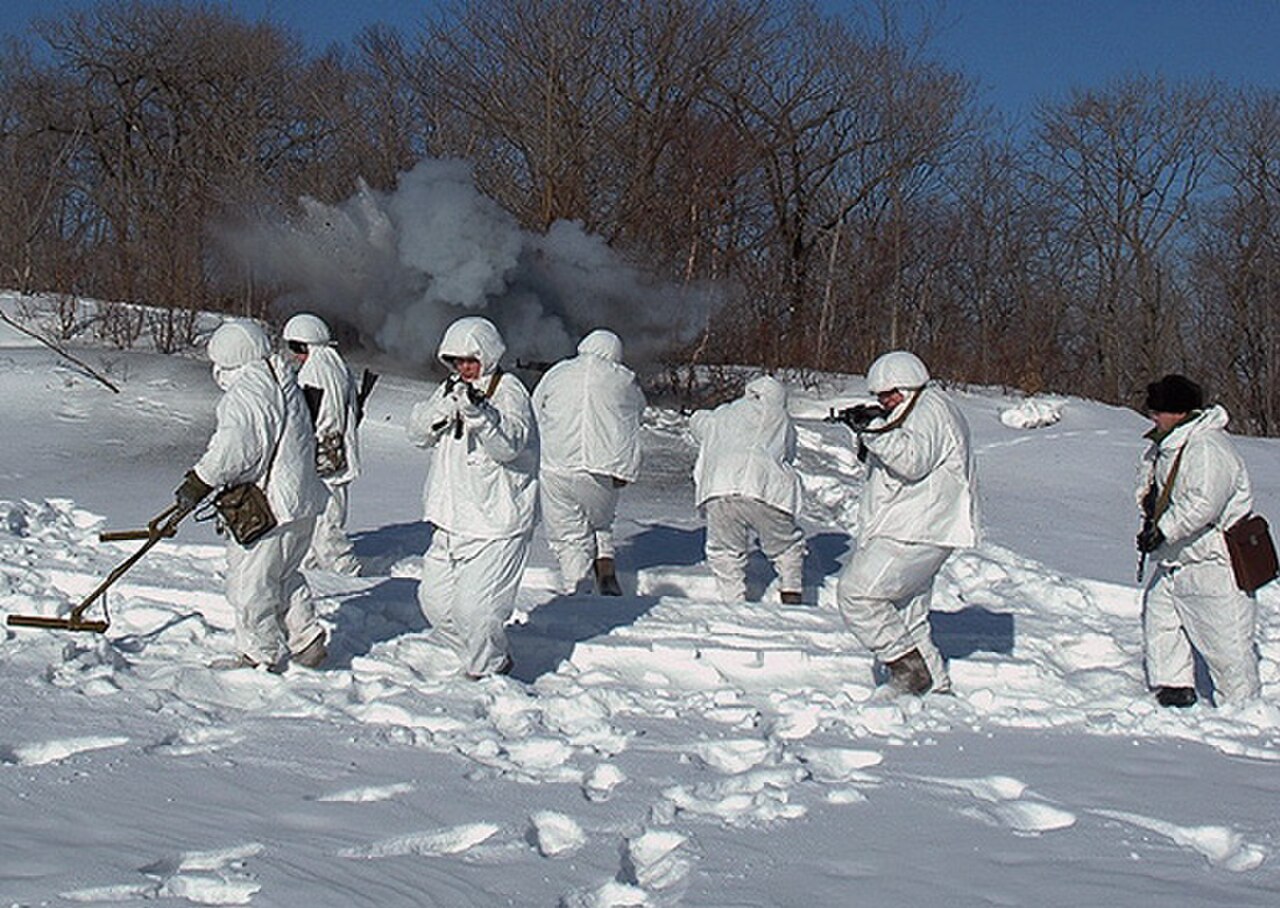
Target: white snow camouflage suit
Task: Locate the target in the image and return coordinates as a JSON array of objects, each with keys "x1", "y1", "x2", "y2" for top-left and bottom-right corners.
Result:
[
  {"x1": 296, "y1": 342, "x2": 362, "y2": 575},
  {"x1": 532, "y1": 329, "x2": 645, "y2": 593},
  {"x1": 193, "y1": 320, "x2": 329, "y2": 666},
  {"x1": 1139, "y1": 404, "x2": 1260, "y2": 703},
  {"x1": 689, "y1": 375, "x2": 805, "y2": 602},
  {"x1": 407, "y1": 317, "x2": 538, "y2": 677},
  {"x1": 837, "y1": 384, "x2": 979, "y2": 693}
]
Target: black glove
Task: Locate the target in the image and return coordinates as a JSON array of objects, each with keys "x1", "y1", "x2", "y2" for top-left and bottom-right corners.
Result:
[
  {"x1": 175, "y1": 470, "x2": 213, "y2": 511},
  {"x1": 1136, "y1": 525, "x2": 1165, "y2": 553}
]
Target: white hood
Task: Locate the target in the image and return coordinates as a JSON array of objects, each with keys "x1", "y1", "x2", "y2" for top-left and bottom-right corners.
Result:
[
  {"x1": 689, "y1": 375, "x2": 802, "y2": 517},
  {"x1": 533, "y1": 330, "x2": 645, "y2": 481},
  {"x1": 437, "y1": 317, "x2": 506, "y2": 376}
]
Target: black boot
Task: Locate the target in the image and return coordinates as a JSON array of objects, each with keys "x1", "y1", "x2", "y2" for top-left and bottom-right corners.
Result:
[
  {"x1": 779, "y1": 590, "x2": 803, "y2": 605},
  {"x1": 1155, "y1": 686, "x2": 1197, "y2": 708},
  {"x1": 594, "y1": 557, "x2": 623, "y2": 596},
  {"x1": 885, "y1": 648, "x2": 933, "y2": 695}
]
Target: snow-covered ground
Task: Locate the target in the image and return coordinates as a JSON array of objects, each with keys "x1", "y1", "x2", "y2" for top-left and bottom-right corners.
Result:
[{"x1": 2, "y1": 296, "x2": 1279, "y2": 907}]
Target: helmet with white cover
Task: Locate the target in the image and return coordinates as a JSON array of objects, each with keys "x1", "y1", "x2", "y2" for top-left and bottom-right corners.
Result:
[
  {"x1": 866, "y1": 351, "x2": 930, "y2": 394},
  {"x1": 283, "y1": 312, "x2": 331, "y2": 345},
  {"x1": 207, "y1": 319, "x2": 271, "y2": 367}
]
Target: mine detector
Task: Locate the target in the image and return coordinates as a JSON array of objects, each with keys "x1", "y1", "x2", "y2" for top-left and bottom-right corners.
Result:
[{"x1": 6, "y1": 502, "x2": 192, "y2": 634}]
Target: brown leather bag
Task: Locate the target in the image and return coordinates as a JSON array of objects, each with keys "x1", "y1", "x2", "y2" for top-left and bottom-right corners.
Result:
[
  {"x1": 214, "y1": 482, "x2": 277, "y2": 546},
  {"x1": 1223, "y1": 513, "x2": 1278, "y2": 593}
]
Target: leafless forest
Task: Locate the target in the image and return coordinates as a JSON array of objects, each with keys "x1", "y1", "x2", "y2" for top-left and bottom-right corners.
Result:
[{"x1": 1, "y1": 1, "x2": 1278, "y2": 430}]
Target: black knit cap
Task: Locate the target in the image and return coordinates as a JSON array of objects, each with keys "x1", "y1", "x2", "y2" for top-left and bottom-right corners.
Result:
[{"x1": 1145, "y1": 374, "x2": 1203, "y2": 413}]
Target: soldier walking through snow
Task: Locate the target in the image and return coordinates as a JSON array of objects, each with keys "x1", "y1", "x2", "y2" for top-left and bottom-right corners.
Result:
[
  {"x1": 283, "y1": 313, "x2": 362, "y2": 576},
  {"x1": 407, "y1": 316, "x2": 538, "y2": 679},
  {"x1": 1136, "y1": 373, "x2": 1261, "y2": 707},
  {"x1": 689, "y1": 374, "x2": 806, "y2": 604},
  {"x1": 532, "y1": 329, "x2": 645, "y2": 596},
  {"x1": 835, "y1": 351, "x2": 978, "y2": 695},
  {"x1": 174, "y1": 319, "x2": 330, "y2": 670}
]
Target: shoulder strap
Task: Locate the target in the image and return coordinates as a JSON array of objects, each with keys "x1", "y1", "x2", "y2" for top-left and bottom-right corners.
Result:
[
  {"x1": 1151, "y1": 444, "x2": 1187, "y2": 522},
  {"x1": 259, "y1": 359, "x2": 288, "y2": 489},
  {"x1": 863, "y1": 386, "x2": 924, "y2": 435},
  {"x1": 483, "y1": 367, "x2": 504, "y2": 399}
]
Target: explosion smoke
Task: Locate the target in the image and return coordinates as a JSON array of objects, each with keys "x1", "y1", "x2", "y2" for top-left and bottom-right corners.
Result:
[{"x1": 221, "y1": 159, "x2": 722, "y2": 372}]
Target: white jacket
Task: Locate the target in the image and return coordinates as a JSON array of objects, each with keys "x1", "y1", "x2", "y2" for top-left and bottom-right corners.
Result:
[
  {"x1": 532, "y1": 329, "x2": 645, "y2": 481},
  {"x1": 297, "y1": 344, "x2": 361, "y2": 484},
  {"x1": 858, "y1": 385, "x2": 978, "y2": 547},
  {"x1": 1138, "y1": 404, "x2": 1253, "y2": 567},
  {"x1": 407, "y1": 317, "x2": 539, "y2": 539},
  {"x1": 689, "y1": 375, "x2": 802, "y2": 517},
  {"x1": 194, "y1": 354, "x2": 329, "y2": 523}
]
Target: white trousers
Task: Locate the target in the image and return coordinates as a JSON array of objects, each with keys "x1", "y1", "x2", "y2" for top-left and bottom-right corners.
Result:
[
  {"x1": 836, "y1": 536, "x2": 952, "y2": 691},
  {"x1": 541, "y1": 470, "x2": 620, "y2": 593},
  {"x1": 1143, "y1": 559, "x2": 1260, "y2": 703},
  {"x1": 418, "y1": 529, "x2": 530, "y2": 676},
  {"x1": 306, "y1": 482, "x2": 360, "y2": 575},
  {"x1": 704, "y1": 495, "x2": 805, "y2": 602},
  {"x1": 225, "y1": 516, "x2": 323, "y2": 664}
]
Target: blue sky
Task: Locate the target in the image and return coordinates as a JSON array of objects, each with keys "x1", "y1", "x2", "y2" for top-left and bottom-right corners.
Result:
[{"x1": 2, "y1": 0, "x2": 1277, "y2": 127}]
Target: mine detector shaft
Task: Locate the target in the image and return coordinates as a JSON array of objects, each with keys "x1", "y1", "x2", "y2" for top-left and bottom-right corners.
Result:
[
  {"x1": 7, "y1": 364, "x2": 379, "y2": 635},
  {"x1": 6, "y1": 502, "x2": 194, "y2": 633}
]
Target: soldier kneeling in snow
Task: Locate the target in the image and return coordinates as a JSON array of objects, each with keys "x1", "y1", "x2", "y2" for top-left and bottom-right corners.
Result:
[
  {"x1": 174, "y1": 320, "x2": 331, "y2": 671},
  {"x1": 835, "y1": 351, "x2": 978, "y2": 695}
]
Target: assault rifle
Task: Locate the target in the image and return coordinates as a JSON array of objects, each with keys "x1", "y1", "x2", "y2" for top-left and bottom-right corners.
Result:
[
  {"x1": 1137, "y1": 480, "x2": 1158, "y2": 583},
  {"x1": 355, "y1": 368, "x2": 379, "y2": 425},
  {"x1": 825, "y1": 403, "x2": 889, "y2": 430}
]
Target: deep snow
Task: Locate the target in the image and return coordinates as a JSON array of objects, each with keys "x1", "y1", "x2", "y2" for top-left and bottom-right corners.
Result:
[{"x1": 2, "y1": 295, "x2": 1279, "y2": 907}]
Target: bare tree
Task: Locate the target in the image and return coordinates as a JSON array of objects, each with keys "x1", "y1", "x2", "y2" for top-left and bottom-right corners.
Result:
[
  {"x1": 1035, "y1": 76, "x2": 1214, "y2": 402},
  {"x1": 710, "y1": 3, "x2": 973, "y2": 369},
  {"x1": 1191, "y1": 88, "x2": 1280, "y2": 433}
]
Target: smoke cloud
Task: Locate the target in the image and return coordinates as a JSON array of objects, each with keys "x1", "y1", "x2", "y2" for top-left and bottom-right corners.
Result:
[{"x1": 220, "y1": 159, "x2": 722, "y2": 371}]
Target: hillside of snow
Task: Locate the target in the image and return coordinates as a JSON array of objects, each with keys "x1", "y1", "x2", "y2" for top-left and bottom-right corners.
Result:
[{"x1": 2, "y1": 297, "x2": 1279, "y2": 907}]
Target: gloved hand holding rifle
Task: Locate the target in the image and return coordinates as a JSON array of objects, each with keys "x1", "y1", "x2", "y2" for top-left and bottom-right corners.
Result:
[
  {"x1": 1136, "y1": 481, "x2": 1164, "y2": 581},
  {"x1": 825, "y1": 403, "x2": 889, "y2": 431}
]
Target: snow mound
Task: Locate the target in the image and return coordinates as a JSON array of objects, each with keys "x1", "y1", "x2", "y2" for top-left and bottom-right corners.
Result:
[{"x1": 999, "y1": 397, "x2": 1063, "y2": 429}]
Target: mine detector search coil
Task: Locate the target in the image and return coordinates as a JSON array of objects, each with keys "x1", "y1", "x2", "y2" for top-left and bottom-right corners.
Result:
[{"x1": 6, "y1": 502, "x2": 193, "y2": 634}]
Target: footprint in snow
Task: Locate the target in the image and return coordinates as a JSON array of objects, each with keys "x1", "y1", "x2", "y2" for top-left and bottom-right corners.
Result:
[
  {"x1": 527, "y1": 810, "x2": 586, "y2": 857},
  {"x1": 1, "y1": 735, "x2": 129, "y2": 766},
  {"x1": 1092, "y1": 808, "x2": 1267, "y2": 871},
  {"x1": 65, "y1": 843, "x2": 264, "y2": 905},
  {"x1": 582, "y1": 763, "x2": 626, "y2": 802},
  {"x1": 338, "y1": 822, "x2": 502, "y2": 859},
  {"x1": 619, "y1": 828, "x2": 695, "y2": 892},
  {"x1": 315, "y1": 781, "x2": 416, "y2": 803},
  {"x1": 917, "y1": 773, "x2": 1076, "y2": 835},
  {"x1": 688, "y1": 738, "x2": 772, "y2": 774},
  {"x1": 146, "y1": 726, "x2": 242, "y2": 757},
  {"x1": 794, "y1": 745, "x2": 883, "y2": 783}
]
